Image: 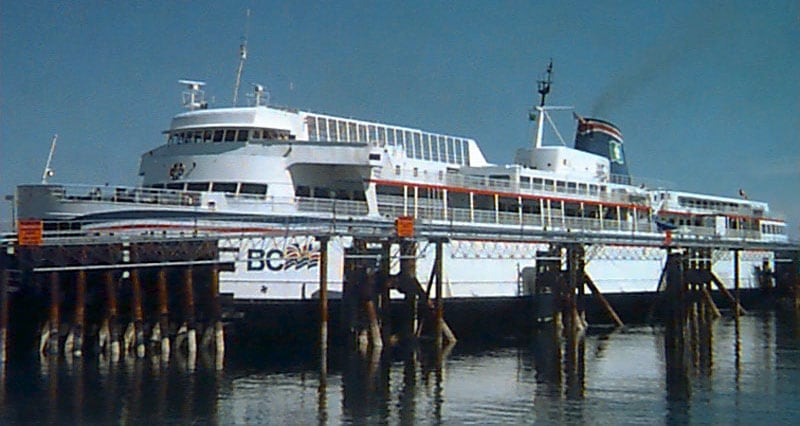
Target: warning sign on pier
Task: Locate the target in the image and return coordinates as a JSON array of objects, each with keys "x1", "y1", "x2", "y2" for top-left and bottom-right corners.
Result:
[
  {"x1": 17, "y1": 219, "x2": 43, "y2": 246},
  {"x1": 395, "y1": 216, "x2": 414, "y2": 238}
]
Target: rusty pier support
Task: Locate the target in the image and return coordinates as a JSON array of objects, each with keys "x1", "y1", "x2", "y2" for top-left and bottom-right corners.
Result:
[
  {"x1": 399, "y1": 238, "x2": 417, "y2": 344},
  {"x1": 182, "y1": 266, "x2": 197, "y2": 360},
  {"x1": 42, "y1": 272, "x2": 61, "y2": 356},
  {"x1": 318, "y1": 236, "x2": 329, "y2": 376},
  {"x1": 69, "y1": 268, "x2": 87, "y2": 357},
  {"x1": 156, "y1": 268, "x2": 170, "y2": 360},
  {"x1": 100, "y1": 270, "x2": 121, "y2": 360},
  {"x1": 0, "y1": 270, "x2": 8, "y2": 364}
]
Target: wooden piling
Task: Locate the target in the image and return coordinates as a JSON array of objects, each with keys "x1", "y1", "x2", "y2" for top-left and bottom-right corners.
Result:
[
  {"x1": 73, "y1": 268, "x2": 86, "y2": 356},
  {"x1": 400, "y1": 239, "x2": 417, "y2": 342},
  {"x1": 318, "y1": 236, "x2": 329, "y2": 372},
  {"x1": 183, "y1": 266, "x2": 196, "y2": 358},
  {"x1": 0, "y1": 270, "x2": 8, "y2": 364},
  {"x1": 207, "y1": 264, "x2": 224, "y2": 368},
  {"x1": 734, "y1": 250, "x2": 740, "y2": 320},
  {"x1": 47, "y1": 271, "x2": 60, "y2": 356},
  {"x1": 103, "y1": 270, "x2": 120, "y2": 359},
  {"x1": 380, "y1": 241, "x2": 392, "y2": 347},
  {"x1": 156, "y1": 268, "x2": 170, "y2": 359},
  {"x1": 130, "y1": 268, "x2": 145, "y2": 358},
  {"x1": 434, "y1": 239, "x2": 444, "y2": 349}
]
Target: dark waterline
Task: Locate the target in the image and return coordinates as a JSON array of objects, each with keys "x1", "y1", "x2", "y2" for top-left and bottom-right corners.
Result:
[{"x1": 1, "y1": 310, "x2": 799, "y2": 424}]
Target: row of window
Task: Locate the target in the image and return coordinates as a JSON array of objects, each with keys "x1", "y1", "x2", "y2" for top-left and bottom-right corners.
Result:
[
  {"x1": 294, "y1": 186, "x2": 366, "y2": 201},
  {"x1": 305, "y1": 114, "x2": 472, "y2": 166},
  {"x1": 678, "y1": 196, "x2": 745, "y2": 212},
  {"x1": 761, "y1": 223, "x2": 786, "y2": 235},
  {"x1": 167, "y1": 127, "x2": 294, "y2": 145},
  {"x1": 376, "y1": 185, "x2": 630, "y2": 220},
  {"x1": 149, "y1": 181, "x2": 268, "y2": 196}
]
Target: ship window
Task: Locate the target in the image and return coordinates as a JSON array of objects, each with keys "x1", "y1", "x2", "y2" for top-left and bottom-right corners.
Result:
[
  {"x1": 295, "y1": 185, "x2": 310, "y2": 197},
  {"x1": 347, "y1": 122, "x2": 357, "y2": 142},
  {"x1": 567, "y1": 182, "x2": 577, "y2": 193},
  {"x1": 378, "y1": 127, "x2": 386, "y2": 146},
  {"x1": 462, "y1": 140, "x2": 471, "y2": 164},
  {"x1": 308, "y1": 117, "x2": 318, "y2": 141},
  {"x1": 368, "y1": 125, "x2": 376, "y2": 143},
  {"x1": 338, "y1": 121, "x2": 348, "y2": 141},
  {"x1": 387, "y1": 128, "x2": 396, "y2": 146},
  {"x1": 212, "y1": 130, "x2": 223, "y2": 142},
  {"x1": 369, "y1": 153, "x2": 381, "y2": 161},
  {"x1": 203, "y1": 130, "x2": 213, "y2": 142},
  {"x1": 395, "y1": 165, "x2": 401, "y2": 175},
  {"x1": 224, "y1": 130, "x2": 236, "y2": 142},
  {"x1": 240, "y1": 183, "x2": 268, "y2": 195},
  {"x1": 421, "y1": 134, "x2": 430, "y2": 160},
  {"x1": 318, "y1": 118, "x2": 329, "y2": 140},
  {"x1": 237, "y1": 130, "x2": 249, "y2": 142},
  {"x1": 358, "y1": 125, "x2": 367, "y2": 142},
  {"x1": 212, "y1": 182, "x2": 238, "y2": 193},
  {"x1": 414, "y1": 133, "x2": 423, "y2": 160},
  {"x1": 150, "y1": 183, "x2": 165, "y2": 189},
  {"x1": 405, "y1": 131, "x2": 413, "y2": 156},
  {"x1": 166, "y1": 182, "x2": 184, "y2": 190},
  {"x1": 186, "y1": 182, "x2": 209, "y2": 192},
  {"x1": 328, "y1": 119, "x2": 337, "y2": 139},
  {"x1": 413, "y1": 168, "x2": 418, "y2": 177},
  {"x1": 545, "y1": 180, "x2": 555, "y2": 191},
  {"x1": 521, "y1": 176, "x2": 531, "y2": 187}
]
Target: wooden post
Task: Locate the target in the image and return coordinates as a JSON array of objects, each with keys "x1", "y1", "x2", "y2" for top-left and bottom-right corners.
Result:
[
  {"x1": 434, "y1": 239, "x2": 444, "y2": 349},
  {"x1": 401, "y1": 239, "x2": 417, "y2": 343},
  {"x1": 734, "y1": 249, "x2": 740, "y2": 320},
  {"x1": 380, "y1": 241, "x2": 392, "y2": 347},
  {"x1": 318, "y1": 236, "x2": 329, "y2": 376},
  {"x1": 710, "y1": 271, "x2": 746, "y2": 316},
  {"x1": 183, "y1": 266, "x2": 196, "y2": 359},
  {"x1": 210, "y1": 265, "x2": 224, "y2": 363},
  {"x1": 104, "y1": 270, "x2": 120, "y2": 360},
  {"x1": 584, "y1": 274, "x2": 624, "y2": 327},
  {"x1": 47, "y1": 272, "x2": 60, "y2": 356},
  {"x1": 130, "y1": 268, "x2": 145, "y2": 358},
  {"x1": 156, "y1": 268, "x2": 170, "y2": 360},
  {"x1": 0, "y1": 270, "x2": 8, "y2": 364},
  {"x1": 73, "y1": 268, "x2": 86, "y2": 356}
]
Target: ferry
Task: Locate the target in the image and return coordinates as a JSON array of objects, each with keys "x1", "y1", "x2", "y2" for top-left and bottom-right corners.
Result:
[{"x1": 14, "y1": 64, "x2": 789, "y2": 307}]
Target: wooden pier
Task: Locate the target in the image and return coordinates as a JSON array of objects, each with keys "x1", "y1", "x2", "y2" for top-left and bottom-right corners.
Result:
[{"x1": 0, "y1": 216, "x2": 798, "y2": 368}]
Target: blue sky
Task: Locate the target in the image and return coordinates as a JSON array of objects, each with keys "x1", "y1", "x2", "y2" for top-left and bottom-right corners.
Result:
[{"x1": 1, "y1": 1, "x2": 798, "y2": 236}]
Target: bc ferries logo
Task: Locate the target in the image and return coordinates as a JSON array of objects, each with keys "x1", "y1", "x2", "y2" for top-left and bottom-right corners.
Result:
[{"x1": 247, "y1": 242, "x2": 320, "y2": 271}]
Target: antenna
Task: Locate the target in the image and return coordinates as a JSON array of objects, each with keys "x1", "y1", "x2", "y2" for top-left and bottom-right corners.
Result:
[
  {"x1": 41, "y1": 134, "x2": 58, "y2": 184},
  {"x1": 537, "y1": 59, "x2": 553, "y2": 107},
  {"x1": 232, "y1": 9, "x2": 251, "y2": 107}
]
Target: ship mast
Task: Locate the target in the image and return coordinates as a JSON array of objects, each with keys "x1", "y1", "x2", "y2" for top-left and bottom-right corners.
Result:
[
  {"x1": 232, "y1": 9, "x2": 251, "y2": 107},
  {"x1": 533, "y1": 60, "x2": 552, "y2": 150},
  {"x1": 41, "y1": 134, "x2": 58, "y2": 184}
]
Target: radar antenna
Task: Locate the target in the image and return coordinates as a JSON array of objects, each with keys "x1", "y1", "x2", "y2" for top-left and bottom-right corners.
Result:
[
  {"x1": 232, "y1": 9, "x2": 251, "y2": 107},
  {"x1": 41, "y1": 134, "x2": 58, "y2": 184},
  {"x1": 537, "y1": 59, "x2": 553, "y2": 107}
]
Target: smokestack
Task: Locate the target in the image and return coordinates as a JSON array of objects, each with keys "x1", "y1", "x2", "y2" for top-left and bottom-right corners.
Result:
[{"x1": 574, "y1": 118, "x2": 630, "y2": 184}]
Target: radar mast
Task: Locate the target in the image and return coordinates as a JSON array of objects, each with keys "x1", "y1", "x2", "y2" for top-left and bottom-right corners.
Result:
[{"x1": 232, "y1": 9, "x2": 251, "y2": 107}]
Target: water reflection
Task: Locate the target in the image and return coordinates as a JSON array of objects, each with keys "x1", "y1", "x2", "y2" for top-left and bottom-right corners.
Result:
[{"x1": 0, "y1": 311, "x2": 798, "y2": 424}]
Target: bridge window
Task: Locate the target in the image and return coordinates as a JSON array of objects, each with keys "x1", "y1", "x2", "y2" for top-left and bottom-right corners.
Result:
[
  {"x1": 212, "y1": 182, "x2": 238, "y2": 193},
  {"x1": 186, "y1": 182, "x2": 210, "y2": 192},
  {"x1": 240, "y1": 183, "x2": 268, "y2": 195}
]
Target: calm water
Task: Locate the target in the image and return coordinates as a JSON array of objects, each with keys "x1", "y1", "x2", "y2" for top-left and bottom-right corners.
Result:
[{"x1": 2, "y1": 310, "x2": 799, "y2": 425}]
